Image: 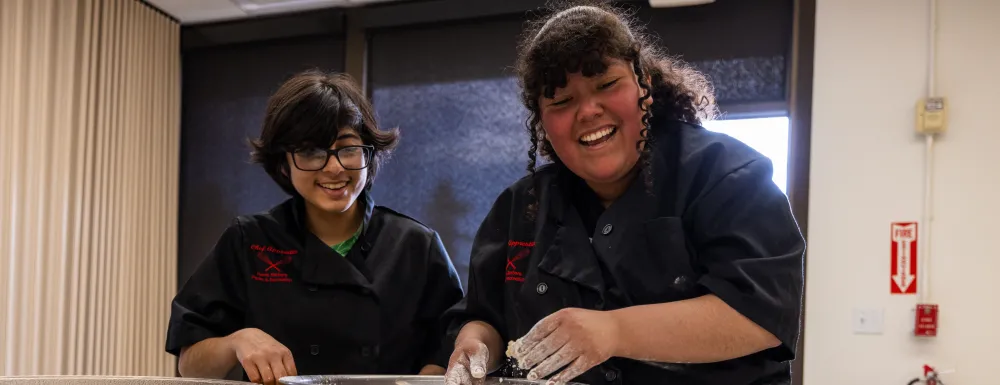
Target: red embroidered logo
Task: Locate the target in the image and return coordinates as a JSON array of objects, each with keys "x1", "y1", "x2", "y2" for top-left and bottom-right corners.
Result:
[
  {"x1": 250, "y1": 244, "x2": 297, "y2": 283},
  {"x1": 506, "y1": 240, "x2": 534, "y2": 282}
]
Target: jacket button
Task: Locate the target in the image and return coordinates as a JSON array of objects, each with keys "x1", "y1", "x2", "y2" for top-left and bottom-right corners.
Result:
[
  {"x1": 605, "y1": 370, "x2": 618, "y2": 381},
  {"x1": 602, "y1": 224, "x2": 613, "y2": 235},
  {"x1": 310, "y1": 345, "x2": 320, "y2": 356},
  {"x1": 673, "y1": 276, "x2": 688, "y2": 287},
  {"x1": 536, "y1": 282, "x2": 548, "y2": 295},
  {"x1": 308, "y1": 286, "x2": 318, "y2": 292},
  {"x1": 361, "y1": 346, "x2": 376, "y2": 357}
]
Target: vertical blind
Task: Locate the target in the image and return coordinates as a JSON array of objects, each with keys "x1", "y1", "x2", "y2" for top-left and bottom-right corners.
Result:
[{"x1": 0, "y1": 0, "x2": 180, "y2": 376}]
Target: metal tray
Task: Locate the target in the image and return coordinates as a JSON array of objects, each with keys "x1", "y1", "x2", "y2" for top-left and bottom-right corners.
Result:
[{"x1": 279, "y1": 375, "x2": 573, "y2": 385}]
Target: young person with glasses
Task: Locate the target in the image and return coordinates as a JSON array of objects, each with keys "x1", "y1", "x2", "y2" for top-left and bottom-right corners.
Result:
[{"x1": 166, "y1": 70, "x2": 464, "y2": 385}]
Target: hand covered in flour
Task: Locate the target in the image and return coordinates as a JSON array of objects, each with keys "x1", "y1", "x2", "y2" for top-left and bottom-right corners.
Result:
[
  {"x1": 511, "y1": 308, "x2": 621, "y2": 384},
  {"x1": 445, "y1": 337, "x2": 491, "y2": 385}
]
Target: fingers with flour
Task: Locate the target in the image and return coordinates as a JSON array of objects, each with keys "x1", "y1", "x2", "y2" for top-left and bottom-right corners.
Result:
[
  {"x1": 525, "y1": 343, "x2": 576, "y2": 381},
  {"x1": 514, "y1": 316, "x2": 560, "y2": 359},
  {"x1": 517, "y1": 330, "x2": 569, "y2": 371},
  {"x1": 514, "y1": 308, "x2": 621, "y2": 383},
  {"x1": 469, "y1": 341, "x2": 490, "y2": 378},
  {"x1": 446, "y1": 339, "x2": 490, "y2": 385},
  {"x1": 546, "y1": 357, "x2": 592, "y2": 385},
  {"x1": 444, "y1": 363, "x2": 473, "y2": 385}
]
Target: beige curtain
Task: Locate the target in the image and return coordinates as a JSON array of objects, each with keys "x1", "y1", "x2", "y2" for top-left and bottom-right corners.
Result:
[{"x1": 0, "y1": 0, "x2": 180, "y2": 377}]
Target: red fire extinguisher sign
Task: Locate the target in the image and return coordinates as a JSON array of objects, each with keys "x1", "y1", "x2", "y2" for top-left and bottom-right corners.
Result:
[{"x1": 891, "y1": 222, "x2": 918, "y2": 294}]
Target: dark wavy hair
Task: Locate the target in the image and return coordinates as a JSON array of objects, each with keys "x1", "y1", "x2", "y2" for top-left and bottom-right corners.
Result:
[
  {"x1": 516, "y1": 0, "x2": 718, "y2": 216},
  {"x1": 249, "y1": 70, "x2": 399, "y2": 196}
]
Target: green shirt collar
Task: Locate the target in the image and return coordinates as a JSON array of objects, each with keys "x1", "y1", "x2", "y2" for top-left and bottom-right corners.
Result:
[{"x1": 331, "y1": 223, "x2": 363, "y2": 257}]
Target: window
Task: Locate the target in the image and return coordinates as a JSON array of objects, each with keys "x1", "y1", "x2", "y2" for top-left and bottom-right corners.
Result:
[{"x1": 702, "y1": 116, "x2": 789, "y2": 194}]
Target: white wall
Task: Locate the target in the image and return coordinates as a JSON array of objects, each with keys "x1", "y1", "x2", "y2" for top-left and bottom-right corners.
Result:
[{"x1": 805, "y1": 0, "x2": 1000, "y2": 384}]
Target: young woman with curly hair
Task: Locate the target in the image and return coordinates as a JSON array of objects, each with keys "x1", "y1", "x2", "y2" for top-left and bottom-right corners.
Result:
[{"x1": 440, "y1": 2, "x2": 804, "y2": 384}]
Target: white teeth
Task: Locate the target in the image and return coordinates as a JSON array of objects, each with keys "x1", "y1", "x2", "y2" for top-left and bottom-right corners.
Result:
[
  {"x1": 319, "y1": 182, "x2": 348, "y2": 190},
  {"x1": 580, "y1": 126, "x2": 615, "y2": 143}
]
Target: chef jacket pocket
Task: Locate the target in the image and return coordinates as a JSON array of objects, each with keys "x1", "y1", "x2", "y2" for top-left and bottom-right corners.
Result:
[{"x1": 639, "y1": 216, "x2": 703, "y2": 302}]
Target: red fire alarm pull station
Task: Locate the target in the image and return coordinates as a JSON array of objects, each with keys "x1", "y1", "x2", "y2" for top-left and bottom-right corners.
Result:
[{"x1": 915, "y1": 304, "x2": 939, "y2": 337}]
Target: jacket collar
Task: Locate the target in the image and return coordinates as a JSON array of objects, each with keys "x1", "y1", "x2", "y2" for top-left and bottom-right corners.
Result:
[
  {"x1": 534, "y1": 120, "x2": 686, "y2": 296},
  {"x1": 534, "y1": 165, "x2": 606, "y2": 295},
  {"x1": 286, "y1": 189, "x2": 378, "y2": 288}
]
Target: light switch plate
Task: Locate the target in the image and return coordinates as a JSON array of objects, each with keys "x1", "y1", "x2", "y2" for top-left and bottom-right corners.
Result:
[{"x1": 852, "y1": 307, "x2": 884, "y2": 335}]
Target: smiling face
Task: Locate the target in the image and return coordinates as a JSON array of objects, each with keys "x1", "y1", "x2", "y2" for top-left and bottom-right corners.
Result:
[
  {"x1": 286, "y1": 128, "x2": 369, "y2": 215},
  {"x1": 538, "y1": 59, "x2": 651, "y2": 189}
]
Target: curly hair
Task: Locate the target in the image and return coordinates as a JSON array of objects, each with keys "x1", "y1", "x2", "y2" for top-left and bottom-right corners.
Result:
[
  {"x1": 516, "y1": 0, "x2": 718, "y2": 217},
  {"x1": 249, "y1": 70, "x2": 399, "y2": 196}
]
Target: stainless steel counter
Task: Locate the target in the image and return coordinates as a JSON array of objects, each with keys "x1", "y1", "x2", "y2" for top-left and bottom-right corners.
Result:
[
  {"x1": 0, "y1": 376, "x2": 248, "y2": 385},
  {"x1": 279, "y1": 375, "x2": 572, "y2": 385}
]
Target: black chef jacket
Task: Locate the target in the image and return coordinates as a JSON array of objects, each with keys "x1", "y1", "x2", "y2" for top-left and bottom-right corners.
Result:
[
  {"x1": 166, "y1": 191, "x2": 465, "y2": 379},
  {"x1": 440, "y1": 119, "x2": 805, "y2": 385}
]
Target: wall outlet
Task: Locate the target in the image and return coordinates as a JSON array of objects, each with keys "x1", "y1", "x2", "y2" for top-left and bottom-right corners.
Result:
[{"x1": 852, "y1": 307, "x2": 884, "y2": 335}]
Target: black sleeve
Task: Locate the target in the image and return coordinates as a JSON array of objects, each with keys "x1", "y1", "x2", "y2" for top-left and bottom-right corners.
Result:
[
  {"x1": 687, "y1": 158, "x2": 805, "y2": 361},
  {"x1": 434, "y1": 189, "x2": 513, "y2": 367},
  {"x1": 165, "y1": 220, "x2": 248, "y2": 356},
  {"x1": 417, "y1": 231, "x2": 466, "y2": 369}
]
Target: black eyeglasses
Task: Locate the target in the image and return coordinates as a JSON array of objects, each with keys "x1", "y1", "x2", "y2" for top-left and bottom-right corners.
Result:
[{"x1": 290, "y1": 145, "x2": 374, "y2": 171}]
